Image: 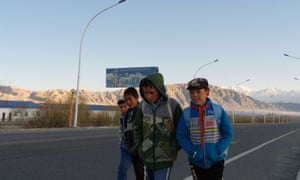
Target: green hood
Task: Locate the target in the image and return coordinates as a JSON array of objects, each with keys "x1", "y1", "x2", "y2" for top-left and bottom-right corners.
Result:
[{"x1": 139, "y1": 72, "x2": 168, "y2": 102}]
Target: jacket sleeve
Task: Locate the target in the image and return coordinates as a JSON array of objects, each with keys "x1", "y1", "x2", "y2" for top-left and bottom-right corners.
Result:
[
  {"x1": 216, "y1": 108, "x2": 233, "y2": 155},
  {"x1": 171, "y1": 104, "x2": 183, "y2": 151},
  {"x1": 176, "y1": 111, "x2": 197, "y2": 158},
  {"x1": 134, "y1": 107, "x2": 144, "y2": 157}
]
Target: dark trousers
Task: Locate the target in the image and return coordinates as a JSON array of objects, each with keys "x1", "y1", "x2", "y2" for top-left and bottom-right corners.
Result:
[
  {"x1": 131, "y1": 151, "x2": 144, "y2": 180},
  {"x1": 145, "y1": 167, "x2": 171, "y2": 180},
  {"x1": 190, "y1": 160, "x2": 224, "y2": 180},
  {"x1": 117, "y1": 144, "x2": 144, "y2": 180}
]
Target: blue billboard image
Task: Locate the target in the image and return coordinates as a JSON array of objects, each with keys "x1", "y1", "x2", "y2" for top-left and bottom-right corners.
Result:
[{"x1": 106, "y1": 66, "x2": 159, "y2": 88}]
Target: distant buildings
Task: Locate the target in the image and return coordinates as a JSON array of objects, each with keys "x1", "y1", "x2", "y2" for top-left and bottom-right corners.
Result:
[
  {"x1": 0, "y1": 100, "x2": 118, "y2": 122},
  {"x1": 0, "y1": 100, "x2": 39, "y2": 121}
]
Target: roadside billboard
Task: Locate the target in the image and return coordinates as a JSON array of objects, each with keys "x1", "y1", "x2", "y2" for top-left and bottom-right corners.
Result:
[{"x1": 106, "y1": 66, "x2": 159, "y2": 88}]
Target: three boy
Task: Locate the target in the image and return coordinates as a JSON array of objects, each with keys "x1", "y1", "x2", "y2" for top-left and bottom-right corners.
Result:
[{"x1": 118, "y1": 73, "x2": 233, "y2": 180}]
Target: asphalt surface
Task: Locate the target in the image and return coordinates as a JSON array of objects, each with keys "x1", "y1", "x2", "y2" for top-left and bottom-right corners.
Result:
[
  {"x1": 224, "y1": 124, "x2": 300, "y2": 180},
  {"x1": 0, "y1": 123, "x2": 299, "y2": 180}
]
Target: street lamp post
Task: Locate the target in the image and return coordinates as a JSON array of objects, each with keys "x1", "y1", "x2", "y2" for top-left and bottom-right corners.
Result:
[
  {"x1": 68, "y1": 89, "x2": 75, "y2": 127},
  {"x1": 235, "y1": 79, "x2": 250, "y2": 86},
  {"x1": 283, "y1": 54, "x2": 300, "y2": 60},
  {"x1": 263, "y1": 89, "x2": 276, "y2": 124},
  {"x1": 193, "y1": 59, "x2": 219, "y2": 78},
  {"x1": 73, "y1": 0, "x2": 126, "y2": 127}
]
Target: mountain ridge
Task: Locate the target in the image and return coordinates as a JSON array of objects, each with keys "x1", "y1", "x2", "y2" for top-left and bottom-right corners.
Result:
[{"x1": 2, "y1": 84, "x2": 299, "y2": 114}]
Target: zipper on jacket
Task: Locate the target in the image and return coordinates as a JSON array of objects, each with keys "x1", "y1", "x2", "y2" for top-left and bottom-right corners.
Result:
[
  {"x1": 152, "y1": 110, "x2": 156, "y2": 171},
  {"x1": 198, "y1": 105, "x2": 208, "y2": 168}
]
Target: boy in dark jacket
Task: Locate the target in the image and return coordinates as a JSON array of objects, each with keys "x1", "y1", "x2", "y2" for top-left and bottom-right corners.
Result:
[
  {"x1": 134, "y1": 73, "x2": 182, "y2": 180},
  {"x1": 122, "y1": 87, "x2": 144, "y2": 180}
]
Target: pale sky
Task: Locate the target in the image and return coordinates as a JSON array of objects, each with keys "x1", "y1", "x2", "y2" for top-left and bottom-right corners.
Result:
[{"x1": 1, "y1": 0, "x2": 300, "y2": 92}]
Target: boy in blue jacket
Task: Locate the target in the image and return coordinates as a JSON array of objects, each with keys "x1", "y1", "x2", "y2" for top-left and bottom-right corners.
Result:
[
  {"x1": 117, "y1": 99, "x2": 131, "y2": 180},
  {"x1": 176, "y1": 78, "x2": 233, "y2": 180}
]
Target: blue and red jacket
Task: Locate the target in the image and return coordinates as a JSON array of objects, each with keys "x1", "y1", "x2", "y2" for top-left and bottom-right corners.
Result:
[{"x1": 176, "y1": 98, "x2": 233, "y2": 168}]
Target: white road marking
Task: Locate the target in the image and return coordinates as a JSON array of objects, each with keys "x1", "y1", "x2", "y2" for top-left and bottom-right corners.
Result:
[{"x1": 183, "y1": 129, "x2": 299, "y2": 180}]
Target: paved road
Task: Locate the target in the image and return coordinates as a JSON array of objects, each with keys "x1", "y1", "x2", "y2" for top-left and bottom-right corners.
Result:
[
  {"x1": 224, "y1": 123, "x2": 300, "y2": 180},
  {"x1": 0, "y1": 123, "x2": 299, "y2": 180}
]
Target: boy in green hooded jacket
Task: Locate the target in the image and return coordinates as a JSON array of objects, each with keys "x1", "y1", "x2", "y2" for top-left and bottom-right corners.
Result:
[{"x1": 134, "y1": 72, "x2": 182, "y2": 180}]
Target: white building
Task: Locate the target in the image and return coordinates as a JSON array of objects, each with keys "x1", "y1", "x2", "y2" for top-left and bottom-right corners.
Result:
[{"x1": 0, "y1": 100, "x2": 39, "y2": 121}]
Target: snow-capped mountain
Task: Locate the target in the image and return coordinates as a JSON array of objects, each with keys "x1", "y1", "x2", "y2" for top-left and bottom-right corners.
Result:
[
  {"x1": 230, "y1": 85, "x2": 252, "y2": 96},
  {"x1": 250, "y1": 88, "x2": 300, "y2": 103},
  {"x1": 230, "y1": 86, "x2": 300, "y2": 103}
]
